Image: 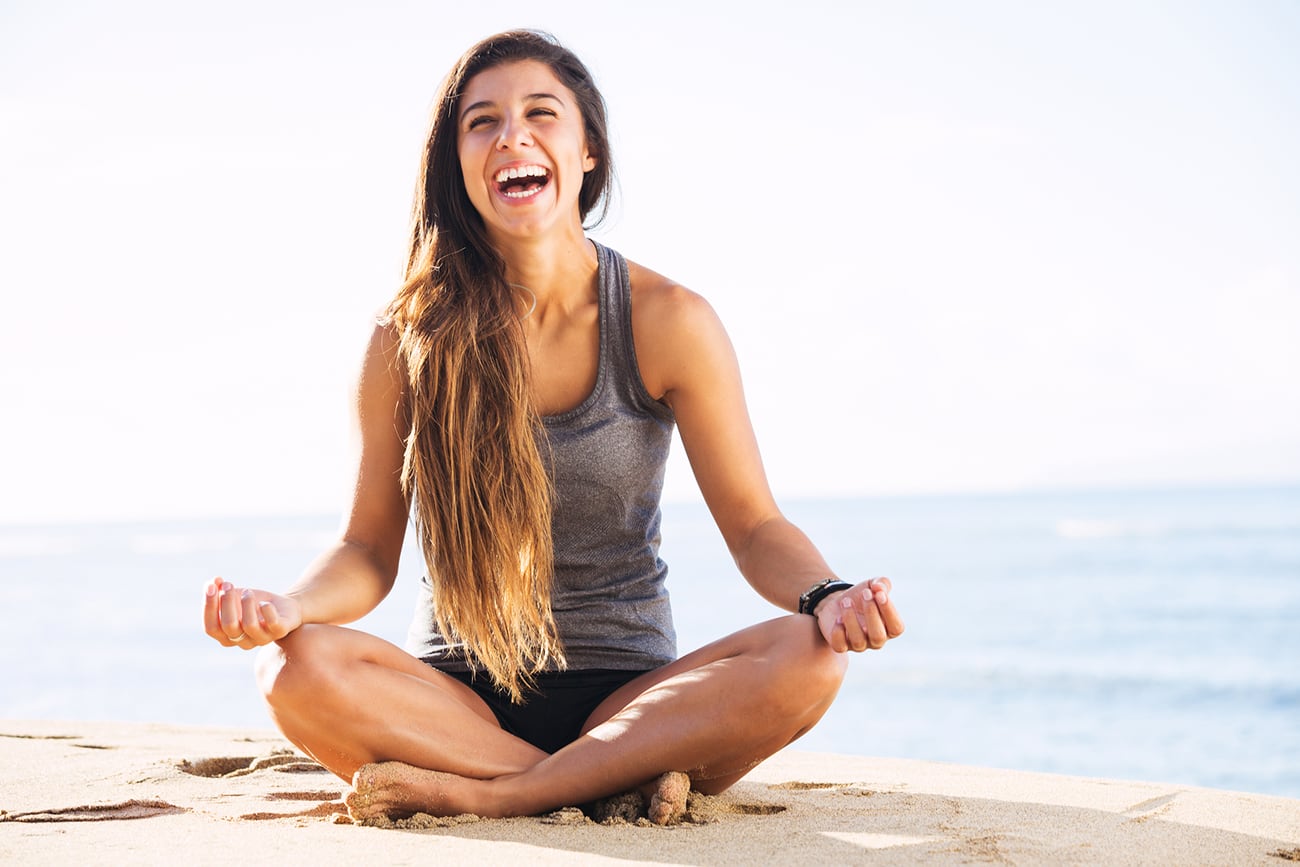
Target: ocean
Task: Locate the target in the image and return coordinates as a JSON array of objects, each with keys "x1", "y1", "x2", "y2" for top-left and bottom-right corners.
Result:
[{"x1": 1, "y1": 485, "x2": 1297, "y2": 799}]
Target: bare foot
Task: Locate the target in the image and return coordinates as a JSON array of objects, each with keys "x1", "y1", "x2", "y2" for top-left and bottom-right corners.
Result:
[
  {"x1": 646, "y1": 771, "x2": 690, "y2": 825},
  {"x1": 346, "y1": 761, "x2": 464, "y2": 823}
]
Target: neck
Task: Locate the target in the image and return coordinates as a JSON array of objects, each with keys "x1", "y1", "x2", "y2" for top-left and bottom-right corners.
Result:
[{"x1": 494, "y1": 230, "x2": 598, "y2": 313}]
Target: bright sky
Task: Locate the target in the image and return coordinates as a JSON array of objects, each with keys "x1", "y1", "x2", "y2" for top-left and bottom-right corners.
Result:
[{"x1": 2, "y1": 1, "x2": 1298, "y2": 524}]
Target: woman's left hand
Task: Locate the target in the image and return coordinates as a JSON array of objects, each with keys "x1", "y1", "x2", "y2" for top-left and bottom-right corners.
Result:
[{"x1": 815, "y1": 577, "x2": 905, "y2": 653}]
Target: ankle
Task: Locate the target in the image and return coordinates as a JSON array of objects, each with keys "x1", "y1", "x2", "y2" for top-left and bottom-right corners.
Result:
[{"x1": 479, "y1": 771, "x2": 535, "y2": 818}]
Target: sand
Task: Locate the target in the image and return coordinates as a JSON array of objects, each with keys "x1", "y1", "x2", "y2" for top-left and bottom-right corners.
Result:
[{"x1": 2, "y1": 719, "x2": 1298, "y2": 865}]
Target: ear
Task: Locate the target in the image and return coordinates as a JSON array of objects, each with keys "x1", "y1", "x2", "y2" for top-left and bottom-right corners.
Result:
[{"x1": 583, "y1": 148, "x2": 597, "y2": 173}]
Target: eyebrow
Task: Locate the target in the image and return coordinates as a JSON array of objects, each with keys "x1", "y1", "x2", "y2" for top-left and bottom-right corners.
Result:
[{"x1": 460, "y1": 92, "x2": 567, "y2": 123}]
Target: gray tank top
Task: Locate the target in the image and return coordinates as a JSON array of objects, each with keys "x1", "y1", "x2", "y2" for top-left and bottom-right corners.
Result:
[{"x1": 406, "y1": 241, "x2": 679, "y2": 672}]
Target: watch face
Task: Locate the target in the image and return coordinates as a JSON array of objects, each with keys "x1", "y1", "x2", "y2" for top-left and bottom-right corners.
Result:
[{"x1": 800, "y1": 579, "x2": 831, "y2": 613}]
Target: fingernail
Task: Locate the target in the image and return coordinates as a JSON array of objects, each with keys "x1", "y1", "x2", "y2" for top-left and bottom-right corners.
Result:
[
  {"x1": 840, "y1": 596, "x2": 853, "y2": 609},
  {"x1": 205, "y1": 583, "x2": 216, "y2": 597},
  {"x1": 242, "y1": 589, "x2": 253, "y2": 599}
]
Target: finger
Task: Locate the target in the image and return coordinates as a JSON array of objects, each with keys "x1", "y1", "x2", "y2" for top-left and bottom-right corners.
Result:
[
  {"x1": 814, "y1": 597, "x2": 849, "y2": 652},
  {"x1": 846, "y1": 588, "x2": 874, "y2": 628},
  {"x1": 837, "y1": 595, "x2": 869, "y2": 652},
  {"x1": 238, "y1": 591, "x2": 267, "y2": 646},
  {"x1": 218, "y1": 584, "x2": 245, "y2": 643},
  {"x1": 878, "y1": 596, "x2": 906, "y2": 638},
  {"x1": 819, "y1": 611, "x2": 848, "y2": 653},
  {"x1": 203, "y1": 579, "x2": 225, "y2": 640},
  {"x1": 861, "y1": 595, "x2": 889, "y2": 649},
  {"x1": 260, "y1": 601, "x2": 290, "y2": 641},
  {"x1": 865, "y1": 577, "x2": 904, "y2": 637}
]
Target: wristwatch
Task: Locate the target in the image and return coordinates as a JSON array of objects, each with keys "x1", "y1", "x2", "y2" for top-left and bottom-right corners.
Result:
[{"x1": 798, "y1": 578, "x2": 853, "y2": 616}]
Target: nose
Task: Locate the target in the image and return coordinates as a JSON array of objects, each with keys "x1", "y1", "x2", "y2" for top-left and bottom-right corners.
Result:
[{"x1": 496, "y1": 116, "x2": 533, "y2": 151}]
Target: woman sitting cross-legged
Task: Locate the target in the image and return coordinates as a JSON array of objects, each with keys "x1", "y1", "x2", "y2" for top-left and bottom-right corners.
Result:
[{"x1": 202, "y1": 29, "x2": 904, "y2": 825}]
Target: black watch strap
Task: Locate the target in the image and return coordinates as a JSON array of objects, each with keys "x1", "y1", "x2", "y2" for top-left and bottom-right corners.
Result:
[{"x1": 798, "y1": 579, "x2": 853, "y2": 616}]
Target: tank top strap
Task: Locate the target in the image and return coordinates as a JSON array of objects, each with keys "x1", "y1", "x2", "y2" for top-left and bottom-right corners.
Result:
[{"x1": 592, "y1": 240, "x2": 672, "y2": 421}]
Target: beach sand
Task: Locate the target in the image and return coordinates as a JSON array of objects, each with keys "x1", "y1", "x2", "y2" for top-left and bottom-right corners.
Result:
[{"x1": 2, "y1": 719, "x2": 1298, "y2": 865}]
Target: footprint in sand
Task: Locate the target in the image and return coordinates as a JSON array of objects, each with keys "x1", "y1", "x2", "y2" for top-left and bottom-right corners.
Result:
[
  {"x1": 0, "y1": 800, "x2": 186, "y2": 823},
  {"x1": 725, "y1": 802, "x2": 787, "y2": 815},
  {"x1": 239, "y1": 793, "x2": 348, "y2": 822},
  {"x1": 177, "y1": 752, "x2": 327, "y2": 778},
  {"x1": 769, "y1": 781, "x2": 881, "y2": 796},
  {"x1": 176, "y1": 753, "x2": 339, "y2": 822},
  {"x1": 0, "y1": 733, "x2": 115, "y2": 751},
  {"x1": 674, "y1": 792, "x2": 788, "y2": 824},
  {"x1": 1122, "y1": 792, "x2": 1180, "y2": 824},
  {"x1": 266, "y1": 790, "x2": 343, "y2": 801},
  {"x1": 240, "y1": 789, "x2": 346, "y2": 819}
]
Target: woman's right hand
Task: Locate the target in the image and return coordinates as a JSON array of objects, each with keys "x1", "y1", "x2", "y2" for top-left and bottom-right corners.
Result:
[{"x1": 203, "y1": 578, "x2": 303, "y2": 650}]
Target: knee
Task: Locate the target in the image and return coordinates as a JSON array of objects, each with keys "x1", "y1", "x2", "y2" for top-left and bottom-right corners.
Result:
[
  {"x1": 254, "y1": 625, "x2": 338, "y2": 709},
  {"x1": 795, "y1": 618, "x2": 850, "y2": 700},
  {"x1": 762, "y1": 616, "x2": 849, "y2": 714}
]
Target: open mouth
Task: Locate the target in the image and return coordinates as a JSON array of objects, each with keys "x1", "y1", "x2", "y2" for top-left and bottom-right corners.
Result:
[{"x1": 494, "y1": 165, "x2": 551, "y2": 200}]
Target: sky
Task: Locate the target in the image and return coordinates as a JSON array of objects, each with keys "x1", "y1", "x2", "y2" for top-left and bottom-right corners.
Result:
[{"x1": 2, "y1": 1, "x2": 1298, "y2": 524}]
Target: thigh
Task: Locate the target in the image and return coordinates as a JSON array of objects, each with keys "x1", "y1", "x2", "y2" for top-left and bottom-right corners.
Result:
[
  {"x1": 577, "y1": 615, "x2": 844, "y2": 794},
  {"x1": 276, "y1": 623, "x2": 502, "y2": 727},
  {"x1": 580, "y1": 614, "x2": 830, "y2": 734},
  {"x1": 262, "y1": 624, "x2": 547, "y2": 778}
]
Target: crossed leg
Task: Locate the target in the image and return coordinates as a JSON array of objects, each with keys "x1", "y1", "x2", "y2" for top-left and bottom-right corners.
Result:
[
  {"x1": 254, "y1": 625, "x2": 547, "y2": 781},
  {"x1": 257, "y1": 615, "x2": 847, "y2": 821}
]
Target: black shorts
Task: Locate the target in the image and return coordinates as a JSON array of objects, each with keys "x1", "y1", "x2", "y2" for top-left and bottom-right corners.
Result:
[{"x1": 439, "y1": 667, "x2": 650, "y2": 754}]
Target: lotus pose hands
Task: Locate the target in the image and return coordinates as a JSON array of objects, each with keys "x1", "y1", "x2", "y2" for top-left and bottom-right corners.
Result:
[
  {"x1": 203, "y1": 579, "x2": 300, "y2": 648},
  {"x1": 817, "y1": 577, "x2": 904, "y2": 653}
]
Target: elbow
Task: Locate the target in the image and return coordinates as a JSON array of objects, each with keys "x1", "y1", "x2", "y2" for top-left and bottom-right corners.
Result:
[
  {"x1": 727, "y1": 512, "x2": 785, "y2": 574},
  {"x1": 337, "y1": 535, "x2": 401, "y2": 594}
]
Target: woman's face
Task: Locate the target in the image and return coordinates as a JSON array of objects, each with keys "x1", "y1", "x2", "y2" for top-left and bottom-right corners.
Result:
[{"x1": 457, "y1": 60, "x2": 596, "y2": 243}]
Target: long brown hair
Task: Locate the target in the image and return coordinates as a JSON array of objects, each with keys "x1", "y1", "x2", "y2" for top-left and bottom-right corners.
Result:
[{"x1": 385, "y1": 31, "x2": 614, "y2": 701}]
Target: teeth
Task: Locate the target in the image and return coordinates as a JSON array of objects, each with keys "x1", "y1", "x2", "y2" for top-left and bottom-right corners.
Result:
[{"x1": 494, "y1": 165, "x2": 549, "y2": 183}]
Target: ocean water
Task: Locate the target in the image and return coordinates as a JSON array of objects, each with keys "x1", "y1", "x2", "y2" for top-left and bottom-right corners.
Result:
[{"x1": 1, "y1": 486, "x2": 1297, "y2": 799}]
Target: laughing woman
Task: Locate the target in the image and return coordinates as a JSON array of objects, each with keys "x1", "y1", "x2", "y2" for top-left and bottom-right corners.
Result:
[{"x1": 203, "y1": 30, "x2": 903, "y2": 824}]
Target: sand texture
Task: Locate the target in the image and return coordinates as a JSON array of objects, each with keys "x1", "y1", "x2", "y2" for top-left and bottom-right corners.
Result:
[{"x1": 2, "y1": 719, "x2": 1298, "y2": 865}]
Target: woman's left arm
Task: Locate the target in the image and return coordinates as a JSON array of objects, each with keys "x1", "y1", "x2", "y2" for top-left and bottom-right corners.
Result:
[{"x1": 631, "y1": 267, "x2": 904, "y2": 653}]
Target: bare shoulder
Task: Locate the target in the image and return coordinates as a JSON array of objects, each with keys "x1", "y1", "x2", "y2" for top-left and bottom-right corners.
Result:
[
  {"x1": 356, "y1": 319, "x2": 408, "y2": 421},
  {"x1": 626, "y1": 259, "x2": 718, "y2": 328},
  {"x1": 626, "y1": 258, "x2": 734, "y2": 403},
  {"x1": 365, "y1": 318, "x2": 404, "y2": 363}
]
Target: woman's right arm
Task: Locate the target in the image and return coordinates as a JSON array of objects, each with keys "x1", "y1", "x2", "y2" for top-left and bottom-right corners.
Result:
[{"x1": 203, "y1": 323, "x2": 412, "y2": 648}]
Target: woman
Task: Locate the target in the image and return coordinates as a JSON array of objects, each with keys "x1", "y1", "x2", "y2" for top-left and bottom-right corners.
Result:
[{"x1": 202, "y1": 30, "x2": 904, "y2": 824}]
